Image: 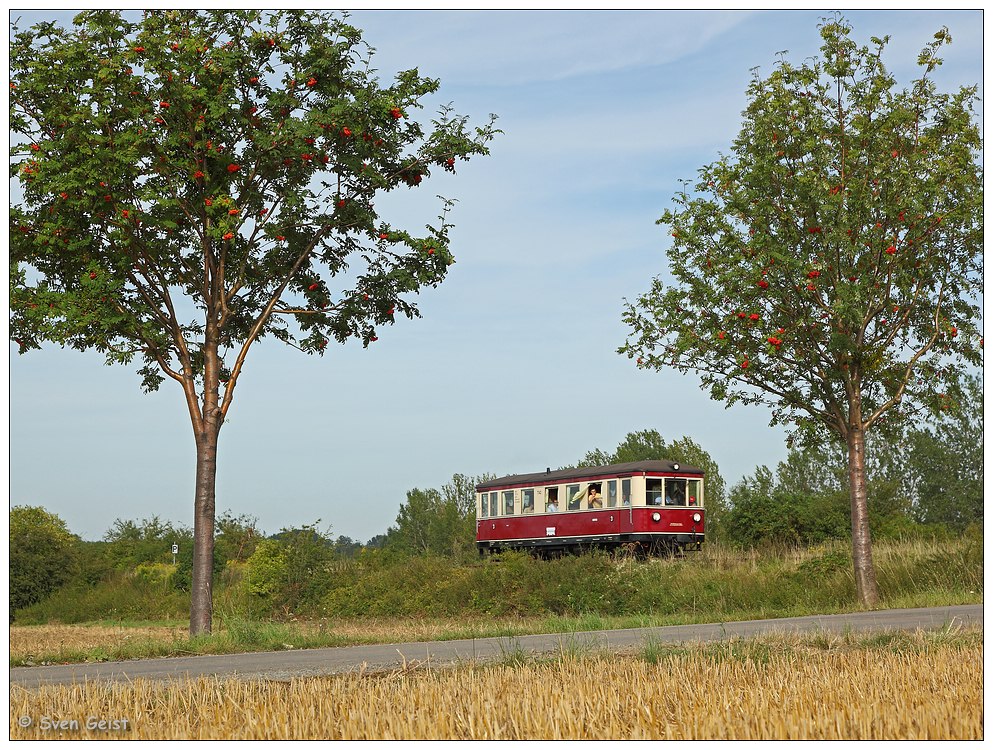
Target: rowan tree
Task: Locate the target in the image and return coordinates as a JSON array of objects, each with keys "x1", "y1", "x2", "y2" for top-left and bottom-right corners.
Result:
[
  {"x1": 620, "y1": 18, "x2": 982, "y2": 605},
  {"x1": 9, "y1": 10, "x2": 498, "y2": 634}
]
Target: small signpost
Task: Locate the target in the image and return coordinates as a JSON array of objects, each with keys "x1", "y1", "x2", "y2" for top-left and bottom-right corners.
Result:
[{"x1": 172, "y1": 543, "x2": 179, "y2": 565}]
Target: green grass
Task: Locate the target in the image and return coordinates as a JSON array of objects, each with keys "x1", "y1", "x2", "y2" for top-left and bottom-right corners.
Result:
[{"x1": 11, "y1": 535, "x2": 982, "y2": 667}]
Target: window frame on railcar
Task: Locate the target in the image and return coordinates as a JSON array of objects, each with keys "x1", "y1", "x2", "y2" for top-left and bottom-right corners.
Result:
[{"x1": 476, "y1": 461, "x2": 705, "y2": 519}]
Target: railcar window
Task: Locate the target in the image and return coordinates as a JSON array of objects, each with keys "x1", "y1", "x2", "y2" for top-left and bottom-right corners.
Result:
[
  {"x1": 665, "y1": 478, "x2": 686, "y2": 506},
  {"x1": 522, "y1": 488, "x2": 535, "y2": 514},
  {"x1": 607, "y1": 480, "x2": 617, "y2": 508},
  {"x1": 489, "y1": 492, "x2": 498, "y2": 517},
  {"x1": 503, "y1": 490, "x2": 515, "y2": 515},
  {"x1": 687, "y1": 479, "x2": 702, "y2": 506},
  {"x1": 546, "y1": 487, "x2": 559, "y2": 512},
  {"x1": 480, "y1": 494, "x2": 487, "y2": 518},
  {"x1": 588, "y1": 483, "x2": 603, "y2": 508},
  {"x1": 646, "y1": 478, "x2": 663, "y2": 506},
  {"x1": 621, "y1": 479, "x2": 631, "y2": 506},
  {"x1": 567, "y1": 484, "x2": 582, "y2": 510}
]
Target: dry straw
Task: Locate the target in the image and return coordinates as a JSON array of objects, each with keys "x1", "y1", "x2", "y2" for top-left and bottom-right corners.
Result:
[{"x1": 10, "y1": 631, "x2": 982, "y2": 740}]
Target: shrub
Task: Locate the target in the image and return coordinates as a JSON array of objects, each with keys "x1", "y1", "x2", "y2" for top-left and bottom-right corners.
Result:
[{"x1": 10, "y1": 506, "x2": 78, "y2": 616}]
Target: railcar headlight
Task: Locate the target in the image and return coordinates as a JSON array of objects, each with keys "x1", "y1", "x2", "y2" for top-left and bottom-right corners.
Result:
[
  {"x1": 651, "y1": 512, "x2": 661, "y2": 522},
  {"x1": 692, "y1": 513, "x2": 701, "y2": 523}
]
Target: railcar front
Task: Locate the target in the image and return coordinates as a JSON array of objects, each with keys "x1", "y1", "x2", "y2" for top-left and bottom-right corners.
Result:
[{"x1": 475, "y1": 460, "x2": 705, "y2": 556}]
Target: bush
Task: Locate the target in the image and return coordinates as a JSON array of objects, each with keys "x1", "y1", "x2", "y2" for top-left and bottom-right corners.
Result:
[
  {"x1": 10, "y1": 506, "x2": 78, "y2": 617},
  {"x1": 241, "y1": 524, "x2": 337, "y2": 615},
  {"x1": 244, "y1": 539, "x2": 288, "y2": 605}
]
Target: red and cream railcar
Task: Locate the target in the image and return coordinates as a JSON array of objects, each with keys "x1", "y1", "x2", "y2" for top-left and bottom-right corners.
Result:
[{"x1": 476, "y1": 460, "x2": 704, "y2": 555}]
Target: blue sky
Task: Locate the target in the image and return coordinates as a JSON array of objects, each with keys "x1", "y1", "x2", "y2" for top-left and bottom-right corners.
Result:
[{"x1": 7, "y1": 9, "x2": 985, "y2": 543}]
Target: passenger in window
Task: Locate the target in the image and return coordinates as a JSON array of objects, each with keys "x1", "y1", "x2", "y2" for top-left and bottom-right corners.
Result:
[
  {"x1": 588, "y1": 486, "x2": 603, "y2": 508},
  {"x1": 523, "y1": 492, "x2": 534, "y2": 513},
  {"x1": 546, "y1": 488, "x2": 559, "y2": 512},
  {"x1": 622, "y1": 495, "x2": 631, "y2": 507},
  {"x1": 689, "y1": 495, "x2": 697, "y2": 506}
]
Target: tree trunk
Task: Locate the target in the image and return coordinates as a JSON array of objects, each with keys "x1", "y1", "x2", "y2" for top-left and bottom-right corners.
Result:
[
  {"x1": 189, "y1": 323, "x2": 224, "y2": 636},
  {"x1": 190, "y1": 425, "x2": 220, "y2": 636},
  {"x1": 846, "y1": 424, "x2": 880, "y2": 607}
]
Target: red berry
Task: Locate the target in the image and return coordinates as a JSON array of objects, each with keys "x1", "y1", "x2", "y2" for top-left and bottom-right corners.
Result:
[
  {"x1": 885, "y1": 245, "x2": 896, "y2": 255},
  {"x1": 308, "y1": 283, "x2": 319, "y2": 291},
  {"x1": 391, "y1": 107, "x2": 402, "y2": 119},
  {"x1": 227, "y1": 164, "x2": 240, "y2": 173},
  {"x1": 223, "y1": 232, "x2": 235, "y2": 240},
  {"x1": 159, "y1": 101, "x2": 170, "y2": 108}
]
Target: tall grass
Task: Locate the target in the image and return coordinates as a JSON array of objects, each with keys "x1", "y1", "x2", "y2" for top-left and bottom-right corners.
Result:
[{"x1": 319, "y1": 536, "x2": 980, "y2": 620}]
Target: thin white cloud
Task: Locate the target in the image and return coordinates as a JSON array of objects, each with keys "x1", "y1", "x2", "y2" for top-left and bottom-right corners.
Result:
[{"x1": 353, "y1": 10, "x2": 752, "y2": 86}]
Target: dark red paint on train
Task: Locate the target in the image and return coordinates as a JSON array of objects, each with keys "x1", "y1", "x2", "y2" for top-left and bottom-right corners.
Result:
[{"x1": 475, "y1": 460, "x2": 705, "y2": 555}]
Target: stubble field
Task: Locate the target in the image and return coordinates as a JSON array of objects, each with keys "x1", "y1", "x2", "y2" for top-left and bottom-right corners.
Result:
[{"x1": 10, "y1": 628, "x2": 982, "y2": 740}]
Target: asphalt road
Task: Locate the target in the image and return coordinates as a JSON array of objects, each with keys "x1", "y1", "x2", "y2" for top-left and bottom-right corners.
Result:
[{"x1": 10, "y1": 604, "x2": 982, "y2": 688}]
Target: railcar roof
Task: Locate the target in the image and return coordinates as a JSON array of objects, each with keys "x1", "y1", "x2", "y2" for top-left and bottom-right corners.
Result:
[{"x1": 476, "y1": 460, "x2": 703, "y2": 491}]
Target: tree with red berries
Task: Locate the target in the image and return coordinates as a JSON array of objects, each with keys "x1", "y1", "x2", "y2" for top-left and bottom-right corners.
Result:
[
  {"x1": 10, "y1": 10, "x2": 498, "y2": 635},
  {"x1": 620, "y1": 17, "x2": 982, "y2": 606}
]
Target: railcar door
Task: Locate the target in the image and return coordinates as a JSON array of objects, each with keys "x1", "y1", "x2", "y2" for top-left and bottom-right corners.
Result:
[{"x1": 617, "y1": 477, "x2": 635, "y2": 535}]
